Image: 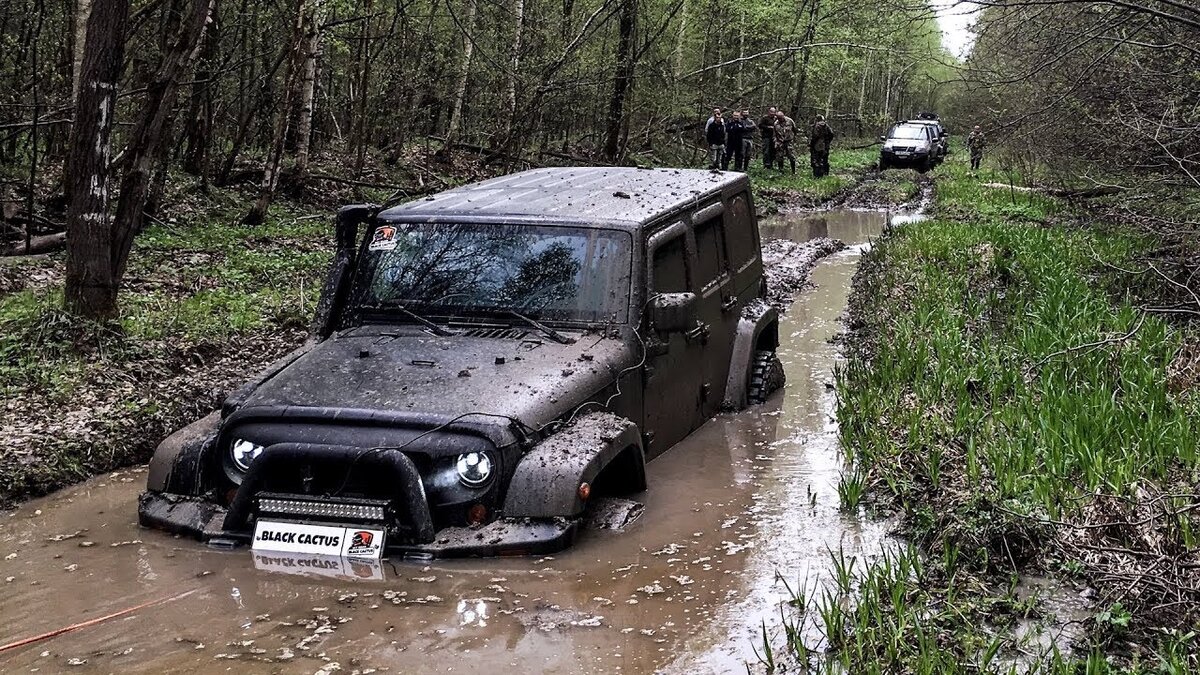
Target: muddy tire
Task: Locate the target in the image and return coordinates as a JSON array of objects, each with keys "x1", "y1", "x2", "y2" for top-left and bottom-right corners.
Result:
[{"x1": 746, "y1": 349, "x2": 785, "y2": 405}]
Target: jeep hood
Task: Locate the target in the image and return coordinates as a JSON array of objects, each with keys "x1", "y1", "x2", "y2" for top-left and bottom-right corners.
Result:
[{"x1": 231, "y1": 326, "x2": 636, "y2": 430}]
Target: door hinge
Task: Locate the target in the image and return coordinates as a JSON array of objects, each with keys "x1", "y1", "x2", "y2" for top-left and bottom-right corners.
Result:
[{"x1": 684, "y1": 322, "x2": 710, "y2": 344}]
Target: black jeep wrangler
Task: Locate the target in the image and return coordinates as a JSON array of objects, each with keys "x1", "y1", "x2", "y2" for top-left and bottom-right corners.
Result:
[{"x1": 139, "y1": 167, "x2": 784, "y2": 558}]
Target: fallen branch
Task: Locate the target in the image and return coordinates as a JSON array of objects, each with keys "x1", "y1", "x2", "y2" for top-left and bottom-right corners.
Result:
[
  {"x1": 428, "y1": 136, "x2": 541, "y2": 167},
  {"x1": 979, "y1": 182, "x2": 1127, "y2": 198},
  {"x1": 537, "y1": 149, "x2": 609, "y2": 166},
  {"x1": 2, "y1": 232, "x2": 65, "y2": 256},
  {"x1": 1025, "y1": 312, "x2": 1146, "y2": 374},
  {"x1": 304, "y1": 173, "x2": 408, "y2": 191}
]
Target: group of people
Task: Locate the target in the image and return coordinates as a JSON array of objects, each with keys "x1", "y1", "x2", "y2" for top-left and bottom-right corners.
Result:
[{"x1": 703, "y1": 106, "x2": 836, "y2": 177}]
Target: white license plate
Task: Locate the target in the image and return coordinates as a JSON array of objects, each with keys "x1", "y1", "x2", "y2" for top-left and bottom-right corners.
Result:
[
  {"x1": 252, "y1": 520, "x2": 385, "y2": 559},
  {"x1": 895, "y1": 152, "x2": 910, "y2": 157}
]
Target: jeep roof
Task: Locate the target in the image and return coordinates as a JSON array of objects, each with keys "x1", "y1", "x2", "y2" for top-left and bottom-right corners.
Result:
[{"x1": 378, "y1": 167, "x2": 746, "y2": 229}]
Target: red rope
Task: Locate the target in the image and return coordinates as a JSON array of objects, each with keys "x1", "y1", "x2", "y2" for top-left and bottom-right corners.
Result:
[{"x1": 0, "y1": 588, "x2": 198, "y2": 654}]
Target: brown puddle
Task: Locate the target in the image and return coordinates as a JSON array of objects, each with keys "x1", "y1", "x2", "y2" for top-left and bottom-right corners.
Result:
[{"x1": 0, "y1": 209, "x2": 897, "y2": 674}]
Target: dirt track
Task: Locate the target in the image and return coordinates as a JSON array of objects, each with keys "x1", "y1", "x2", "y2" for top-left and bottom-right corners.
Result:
[{"x1": 0, "y1": 207, "x2": 910, "y2": 674}]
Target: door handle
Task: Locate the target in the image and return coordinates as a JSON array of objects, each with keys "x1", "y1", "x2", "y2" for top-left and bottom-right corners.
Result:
[
  {"x1": 721, "y1": 296, "x2": 739, "y2": 313},
  {"x1": 684, "y1": 322, "x2": 710, "y2": 344}
]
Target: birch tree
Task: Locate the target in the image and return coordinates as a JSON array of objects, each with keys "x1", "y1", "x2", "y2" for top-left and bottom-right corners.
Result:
[{"x1": 64, "y1": 0, "x2": 129, "y2": 318}]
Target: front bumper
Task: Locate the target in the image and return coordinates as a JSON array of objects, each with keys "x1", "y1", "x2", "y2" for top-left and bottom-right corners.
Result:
[{"x1": 138, "y1": 491, "x2": 579, "y2": 558}]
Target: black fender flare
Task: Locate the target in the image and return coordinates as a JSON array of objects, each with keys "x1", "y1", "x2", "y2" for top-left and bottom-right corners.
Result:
[
  {"x1": 722, "y1": 300, "x2": 780, "y2": 410},
  {"x1": 503, "y1": 412, "x2": 645, "y2": 519},
  {"x1": 146, "y1": 410, "x2": 221, "y2": 495}
]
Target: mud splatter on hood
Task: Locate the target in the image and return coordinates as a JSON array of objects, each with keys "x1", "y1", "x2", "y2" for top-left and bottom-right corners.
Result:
[{"x1": 235, "y1": 326, "x2": 637, "y2": 430}]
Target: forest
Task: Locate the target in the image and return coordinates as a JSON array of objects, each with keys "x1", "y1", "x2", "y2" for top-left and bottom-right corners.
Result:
[
  {"x1": 0, "y1": 0, "x2": 1198, "y2": 670},
  {"x1": 0, "y1": 0, "x2": 948, "y2": 319}
]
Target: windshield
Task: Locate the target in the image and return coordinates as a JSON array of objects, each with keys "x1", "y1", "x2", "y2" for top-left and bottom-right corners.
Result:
[
  {"x1": 888, "y1": 125, "x2": 928, "y2": 140},
  {"x1": 352, "y1": 222, "x2": 633, "y2": 324}
]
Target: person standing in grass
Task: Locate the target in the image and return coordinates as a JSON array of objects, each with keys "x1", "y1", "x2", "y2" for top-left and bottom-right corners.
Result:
[
  {"x1": 724, "y1": 110, "x2": 744, "y2": 170},
  {"x1": 967, "y1": 125, "x2": 986, "y2": 170},
  {"x1": 809, "y1": 115, "x2": 835, "y2": 178},
  {"x1": 739, "y1": 109, "x2": 757, "y2": 171},
  {"x1": 759, "y1": 107, "x2": 778, "y2": 169},
  {"x1": 772, "y1": 110, "x2": 798, "y2": 174},
  {"x1": 705, "y1": 108, "x2": 727, "y2": 170}
]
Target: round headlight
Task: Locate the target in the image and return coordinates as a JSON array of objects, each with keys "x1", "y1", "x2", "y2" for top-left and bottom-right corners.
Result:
[
  {"x1": 456, "y1": 452, "x2": 493, "y2": 487},
  {"x1": 231, "y1": 438, "x2": 265, "y2": 471}
]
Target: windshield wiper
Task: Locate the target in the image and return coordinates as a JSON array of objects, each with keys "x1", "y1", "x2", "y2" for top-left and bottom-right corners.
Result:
[
  {"x1": 506, "y1": 310, "x2": 574, "y2": 345},
  {"x1": 361, "y1": 301, "x2": 457, "y2": 337}
]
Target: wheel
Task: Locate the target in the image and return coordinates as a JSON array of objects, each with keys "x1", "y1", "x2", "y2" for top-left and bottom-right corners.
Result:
[
  {"x1": 879, "y1": 158, "x2": 890, "y2": 171},
  {"x1": 919, "y1": 158, "x2": 932, "y2": 173},
  {"x1": 747, "y1": 349, "x2": 785, "y2": 405}
]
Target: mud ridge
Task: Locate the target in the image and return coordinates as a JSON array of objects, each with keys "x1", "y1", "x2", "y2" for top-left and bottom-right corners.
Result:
[{"x1": 760, "y1": 237, "x2": 847, "y2": 311}]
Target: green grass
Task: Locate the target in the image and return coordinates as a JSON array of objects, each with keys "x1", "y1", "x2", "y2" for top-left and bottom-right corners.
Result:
[
  {"x1": 766, "y1": 151, "x2": 1200, "y2": 672},
  {"x1": 0, "y1": 199, "x2": 328, "y2": 397},
  {"x1": 749, "y1": 145, "x2": 880, "y2": 207}
]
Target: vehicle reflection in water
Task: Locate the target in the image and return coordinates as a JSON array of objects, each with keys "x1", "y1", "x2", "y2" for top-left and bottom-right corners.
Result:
[
  {"x1": 0, "y1": 208, "x2": 898, "y2": 674},
  {"x1": 252, "y1": 550, "x2": 384, "y2": 581}
]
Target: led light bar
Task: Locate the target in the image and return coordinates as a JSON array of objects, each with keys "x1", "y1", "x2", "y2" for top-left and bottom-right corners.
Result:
[{"x1": 258, "y1": 497, "x2": 387, "y2": 522}]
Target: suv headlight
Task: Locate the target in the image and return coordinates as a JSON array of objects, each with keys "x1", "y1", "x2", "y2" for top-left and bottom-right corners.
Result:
[
  {"x1": 231, "y1": 438, "x2": 265, "y2": 471},
  {"x1": 456, "y1": 452, "x2": 493, "y2": 487}
]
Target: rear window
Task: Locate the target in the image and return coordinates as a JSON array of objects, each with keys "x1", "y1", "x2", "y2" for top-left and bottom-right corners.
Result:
[{"x1": 694, "y1": 216, "x2": 728, "y2": 288}]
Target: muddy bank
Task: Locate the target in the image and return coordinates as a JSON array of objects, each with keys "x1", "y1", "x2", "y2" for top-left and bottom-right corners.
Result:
[
  {"x1": 0, "y1": 329, "x2": 306, "y2": 508},
  {"x1": 761, "y1": 238, "x2": 846, "y2": 310},
  {"x1": 757, "y1": 167, "x2": 926, "y2": 213}
]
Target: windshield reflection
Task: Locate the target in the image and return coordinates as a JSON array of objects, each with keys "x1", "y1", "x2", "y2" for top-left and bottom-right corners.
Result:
[{"x1": 355, "y1": 222, "x2": 632, "y2": 324}]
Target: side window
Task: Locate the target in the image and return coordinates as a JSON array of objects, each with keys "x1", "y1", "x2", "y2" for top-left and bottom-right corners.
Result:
[
  {"x1": 726, "y1": 192, "x2": 756, "y2": 268},
  {"x1": 652, "y1": 235, "x2": 689, "y2": 293},
  {"x1": 694, "y1": 216, "x2": 728, "y2": 288}
]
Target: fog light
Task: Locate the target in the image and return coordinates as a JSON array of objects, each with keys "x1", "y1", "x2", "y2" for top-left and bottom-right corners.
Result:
[
  {"x1": 456, "y1": 452, "x2": 493, "y2": 487},
  {"x1": 231, "y1": 438, "x2": 265, "y2": 471},
  {"x1": 578, "y1": 482, "x2": 591, "y2": 501},
  {"x1": 467, "y1": 504, "x2": 488, "y2": 525}
]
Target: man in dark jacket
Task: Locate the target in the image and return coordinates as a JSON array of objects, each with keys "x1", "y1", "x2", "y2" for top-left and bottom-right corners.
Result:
[
  {"x1": 809, "y1": 115, "x2": 835, "y2": 177},
  {"x1": 759, "y1": 107, "x2": 778, "y2": 169},
  {"x1": 738, "y1": 109, "x2": 757, "y2": 171},
  {"x1": 725, "y1": 111, "x2": 752, "y2": 171},
  {"x1": 705, "y1": 108, "x2": 727, "y2": 170}
]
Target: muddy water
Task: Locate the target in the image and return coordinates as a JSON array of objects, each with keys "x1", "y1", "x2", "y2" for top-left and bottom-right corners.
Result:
[{"x1": 0, "y1": 210, "x2": 890, "y2": 674}]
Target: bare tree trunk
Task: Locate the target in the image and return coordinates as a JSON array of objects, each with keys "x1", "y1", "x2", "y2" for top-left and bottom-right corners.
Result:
[
  {"x1": 673, "y1": 0, "x2": 687, "y2": 81},
  {"x1": 603, "y1": 0, "x2": 636, "y2": 161},
  {"x1": 111, "y1": 0, "x2": 214, "y2": 280},
  {"x1": 504, "y1": 0, "x2": 525, "y2": 142},
  {"x1": 791, "y1": 0, "x2": 820, "y2": 116},
  {"x1": 856, "y1": 51, "x2": 869, "y2": 133},
  {"x1": 735, "y1": 10, "x2": 745, "y2": 94},
  {"x1": 183, "y1": 0, "x2": 219, "y2": 179},
  {"x1": 243, "y1": 0, "x2": 310, "y2": 225},
  {"x1": 71, "y1": 0, "x2": 93, "y2": 105},
  {"x1": 445, "y1": 0, "x2": 477, "y2": 147},
  {"x1": 64, "y1": 0, "x2": 130, "y2": 320},
  {"x1": 293, "y1": 4, "x2": 322, "y2": 180},
  {"x1": 351, "y1": 0, "x2": 373, "y2": 177}
]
